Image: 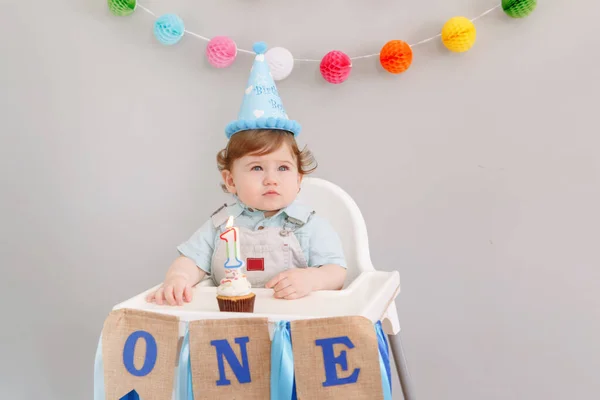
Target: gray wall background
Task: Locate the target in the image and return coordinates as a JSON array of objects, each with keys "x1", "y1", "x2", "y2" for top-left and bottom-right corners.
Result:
[{"x1": 2, "y1": 0, "x2": 599, "y2": 399}]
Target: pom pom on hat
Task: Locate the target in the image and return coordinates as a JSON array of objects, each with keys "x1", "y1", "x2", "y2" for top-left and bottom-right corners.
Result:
[{"x1": 253, "y1": 42, "x2": 268, "y2": 54}]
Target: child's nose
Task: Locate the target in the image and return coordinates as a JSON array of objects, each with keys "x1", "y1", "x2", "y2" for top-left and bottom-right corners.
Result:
[{"x1": 263, "y1": 171, "x2": 278, "y2": 185}]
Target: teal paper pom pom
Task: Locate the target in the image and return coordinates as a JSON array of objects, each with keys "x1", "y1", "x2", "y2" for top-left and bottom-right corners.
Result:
[
  {"x1": 502, "y1": 0, "x2": 537, "y2": 18},
  {"x1": 154, "y1": 14, "x2": 185, "y2": 45},
  {"x1": 108, "y1": 0, "x2": 136, "y2": 16},
  {"x1": 253, "y1": 42, "x2": 267, "y2": 55}
]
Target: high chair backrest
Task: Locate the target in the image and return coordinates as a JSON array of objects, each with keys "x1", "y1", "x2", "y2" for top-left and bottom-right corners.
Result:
[{"x1": 297, "y1": 177, "x2": 375, "y2": 288}]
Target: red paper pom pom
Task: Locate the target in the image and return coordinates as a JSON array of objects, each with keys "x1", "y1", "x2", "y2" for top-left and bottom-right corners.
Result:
[
  {"x1": 320, "y1": 51, "x2": 352, "y2": 84},
  {"x1": 380, "y1": 40, "x2": 413, "y2": 74}
]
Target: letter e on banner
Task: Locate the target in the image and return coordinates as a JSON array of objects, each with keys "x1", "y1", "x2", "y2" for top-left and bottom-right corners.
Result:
[
  {"x1": 291, "y1": 316, "x2": 384, "y2": 399},
  {"x1": 189, "y1": 318, "x2": 271, "y2": 400},
  {"x1": 315, "y1": 336, "x2": 360, "y2": 387},
  {"x1": 101, "y1": 309, "x2": 179, "y2": 400}
]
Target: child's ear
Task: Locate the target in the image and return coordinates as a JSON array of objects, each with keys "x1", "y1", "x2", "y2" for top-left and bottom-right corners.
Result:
[{"x1": 221, "y1": 170, "x2": 236, "y2": 194}]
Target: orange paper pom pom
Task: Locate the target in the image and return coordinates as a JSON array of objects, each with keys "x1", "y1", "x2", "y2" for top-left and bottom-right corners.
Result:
[{"x1": 379, "y1": 40, "x2": 413, "y2": 74}]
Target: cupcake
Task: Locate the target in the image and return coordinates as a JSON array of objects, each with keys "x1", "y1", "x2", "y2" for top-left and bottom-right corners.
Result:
[{"x1": 216, "y1": 267, "x2": 255, "y2": 312}]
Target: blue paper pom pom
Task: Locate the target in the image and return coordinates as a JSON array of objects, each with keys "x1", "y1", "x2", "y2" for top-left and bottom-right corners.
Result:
[
  {"x1": 154, "y1": 14, "x2": 184, "y2": 45},
  {"x1": 252, "y1": 42, "x2": 267, "y2": 55}
]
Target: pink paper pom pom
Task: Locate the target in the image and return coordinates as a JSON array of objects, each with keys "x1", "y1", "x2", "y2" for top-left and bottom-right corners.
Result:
[
  {"x1": 320, "y1": 50, "x2": 352, "y2": 84},
  {"x1": 206, "y1": 36, "x2": 237, "y2": 68}
]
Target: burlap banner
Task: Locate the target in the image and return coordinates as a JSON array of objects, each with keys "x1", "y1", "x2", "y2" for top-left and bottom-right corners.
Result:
[
  {"x1": 101, "y1": 309, "x2": 180, "y2": 400},
  {"x1": 96, "y1": 310, "x2": 392, "y2": 399},
  {"x1": 291, "y1": 316, "x2": 384, "y2": 400},
  {"x1": 189, "y1": 318, "x2": 271, "y2": 400}
]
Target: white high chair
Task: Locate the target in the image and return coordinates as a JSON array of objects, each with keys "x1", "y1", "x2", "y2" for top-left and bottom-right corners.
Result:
[
  {"x1": 113, "y1": 177, "x2": 416, "y2": 400},
  {"x1": 300, "y1": 177, "x2": 416, "y2": 400}
]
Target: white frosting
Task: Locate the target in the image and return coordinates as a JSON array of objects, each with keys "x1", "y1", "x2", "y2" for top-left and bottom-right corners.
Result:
[{"x1": 217, "y1": 267, "x2": 252, "y2": 297}]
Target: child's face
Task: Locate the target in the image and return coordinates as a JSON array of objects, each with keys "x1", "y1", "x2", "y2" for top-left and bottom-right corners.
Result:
[{"x1": 222, "y1": 143, "x2": 302, "y2": 214}]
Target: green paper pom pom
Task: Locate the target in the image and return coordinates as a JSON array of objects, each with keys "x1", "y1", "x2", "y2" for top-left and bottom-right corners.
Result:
[
  {"x1": 108, "y1": 0, "x2": 136, "y2": 16},
  {"x1": 502, "y1": 0, "x2": 537, "y2": 18}
]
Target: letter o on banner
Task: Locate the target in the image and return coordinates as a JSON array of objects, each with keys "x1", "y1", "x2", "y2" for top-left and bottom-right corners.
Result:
[
  {"x1": 122, "y1": 330, "x2": 158, "y2": 377},
  {"x1": 102, "y1": 309, "x2": 179, "y2": 400}
]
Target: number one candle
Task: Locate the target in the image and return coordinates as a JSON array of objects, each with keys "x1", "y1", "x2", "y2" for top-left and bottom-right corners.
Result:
[{"x1": 219, "y1": 216, "x2": 244, "y2": 269}]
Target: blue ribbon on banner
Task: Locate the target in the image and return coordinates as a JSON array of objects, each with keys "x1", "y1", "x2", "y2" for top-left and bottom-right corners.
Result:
[
  {"x1": 94, "y1": 335, "x2": 105, "y2": 400},
  {"x1": 175, "y1": 325, "x2": 194, "y2": 400},
  {"x1": 375, "y1": 321, "x2": 392, "y2": 400},
  {"x1": 270, "y1": 321, "x2": 296, "y2": 400},
  {"x1": 121, "y1": 390, "x2": 140, "y2": 399}
]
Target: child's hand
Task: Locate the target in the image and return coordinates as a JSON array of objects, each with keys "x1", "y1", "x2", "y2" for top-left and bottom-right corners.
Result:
[
  {"x1": 146, "y1": 275, "x2": 193, "y2": 306},
  {"x1": 265, "y1": 269, "x2": 315, "y2": 300}
]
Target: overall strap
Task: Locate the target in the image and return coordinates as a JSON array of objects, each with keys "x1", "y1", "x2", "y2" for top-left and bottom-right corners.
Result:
[
  {"x1": 210, "y1": 203, "x2": 242, "y2": 228},
  {"x1": 282, "y1": 211, "x2": 316, "y2": 234}
]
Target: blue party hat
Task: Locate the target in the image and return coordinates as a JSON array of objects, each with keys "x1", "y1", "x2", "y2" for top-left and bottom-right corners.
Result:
[{"x1": 225, "y1": 42, "x2": 301, "y2": 139}]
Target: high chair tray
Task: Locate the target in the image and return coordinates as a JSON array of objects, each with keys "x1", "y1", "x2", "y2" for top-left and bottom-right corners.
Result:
[{"x1": 114, "y1": 271, "x2": 400, "y2": 324}]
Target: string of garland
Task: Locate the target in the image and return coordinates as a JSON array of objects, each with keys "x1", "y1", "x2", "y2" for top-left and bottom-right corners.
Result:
[{"x1": 107, "y1": 0, "x2": 537, "y2": 84}]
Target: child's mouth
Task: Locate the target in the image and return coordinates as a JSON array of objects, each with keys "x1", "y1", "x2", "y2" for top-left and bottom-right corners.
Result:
[{"x1": 263, "y1": 191, "x2": 280, "y2": 196}]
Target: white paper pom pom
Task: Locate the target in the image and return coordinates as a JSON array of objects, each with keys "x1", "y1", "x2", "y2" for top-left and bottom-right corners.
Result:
[{"x1": 265, "y1": 47, "x2": 294, "y2": 81}]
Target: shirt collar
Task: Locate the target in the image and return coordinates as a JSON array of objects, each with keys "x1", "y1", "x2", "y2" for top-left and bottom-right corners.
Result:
[
  {"x1": 226, "y1": 197, "x2": 246, "y2": 219},
  {"x1": 281, "y1": 200, "x2": 314, "y2": 224},
  {"x1": 234, "y1": 198, "x2": 313, "y2": 223},
  {"x1": 234, "y1": 197, "x2": 262, "y2": 217}
]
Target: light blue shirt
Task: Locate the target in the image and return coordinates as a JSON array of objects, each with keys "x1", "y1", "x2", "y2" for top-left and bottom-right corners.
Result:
[{"x1": 177, "y1": 200, "x2": 347, "y2": 273}]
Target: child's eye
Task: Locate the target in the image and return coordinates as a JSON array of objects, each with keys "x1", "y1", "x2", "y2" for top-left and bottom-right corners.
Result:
[
  {"x1": 251, "y1": 166, "x2": 263, "y2": 171},
  {"x1": 278, "y1": 165, "x2": 290, "y2": 171}
]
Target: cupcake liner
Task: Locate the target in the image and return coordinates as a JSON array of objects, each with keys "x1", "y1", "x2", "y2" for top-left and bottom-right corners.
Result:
[{"x1": 217, "y1": 293, "x2": 256, "y2": 313}]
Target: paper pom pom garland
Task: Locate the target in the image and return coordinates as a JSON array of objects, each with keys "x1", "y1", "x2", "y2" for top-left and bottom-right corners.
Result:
[
  {"x1": 441, "y1": 17, "x2": 477, "y2": 53},
  {"x1": 502, "y1": 0, "x2": 537, "y2": 18},
  {"x1": 320, "y1": 51, "x2": 352, "y2": 84},
  {"x1": 153, "y1": 14, "x2": 185, "y2": 45},
  {"x1": 206, "y1": 36, "x2": 237, "y2": 68},
  {"x1": 265, "y1": 47, "x2": 294, "y2": 81},
  {"x1": 107, "y1": 0, "x2": 136, "y2": 16},
  {"x1": 380, "y1": 40, "x2": 413, "y2": 74},
  {"x1": 111, "y1": 2, "x2": 538, "y2": 83}
]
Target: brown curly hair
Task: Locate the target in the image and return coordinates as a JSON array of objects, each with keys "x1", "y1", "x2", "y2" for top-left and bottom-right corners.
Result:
[{"x1": 217, "y1": 129, "x2": 317, "y2": 192}]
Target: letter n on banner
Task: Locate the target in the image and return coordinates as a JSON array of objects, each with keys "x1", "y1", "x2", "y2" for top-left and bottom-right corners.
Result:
[
  {"x1": 189, "y1": 318, "x2": 271, "y2": 400},
  {"x1": 291, "y1": 316, "x2": 384, "y2": 399},
  {"x1": 101, "y1": 309, "x2": 180, "y2": 400}
]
